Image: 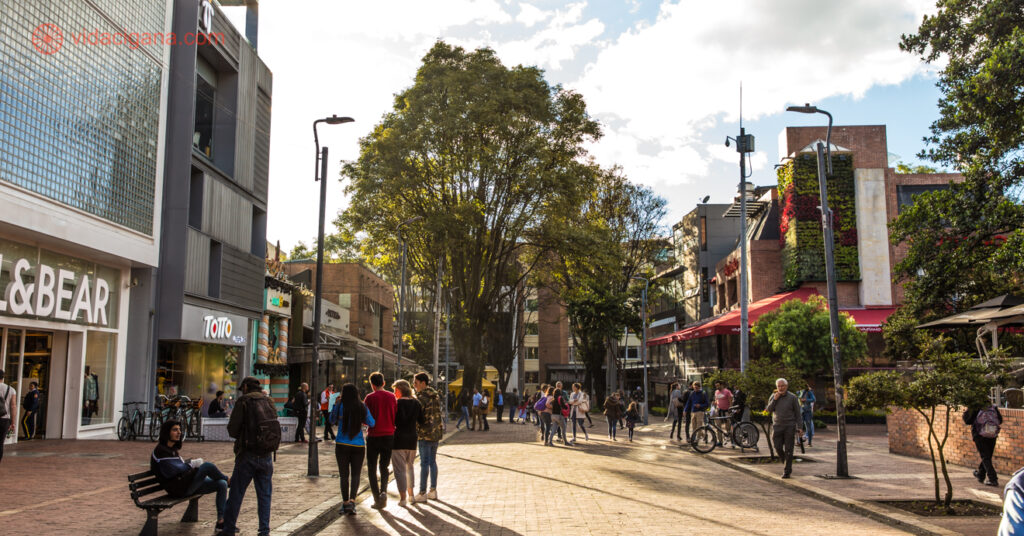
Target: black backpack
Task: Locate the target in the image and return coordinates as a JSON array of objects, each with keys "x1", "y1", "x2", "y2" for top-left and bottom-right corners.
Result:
[{"x1": 244, "y1": 395, "x2": 281, "y2": 455}]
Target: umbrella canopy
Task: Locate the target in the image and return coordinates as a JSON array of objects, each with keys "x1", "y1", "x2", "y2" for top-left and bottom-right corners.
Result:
[{"x1": 917, "y1": 295, "x2": 1024, "y2": 329}]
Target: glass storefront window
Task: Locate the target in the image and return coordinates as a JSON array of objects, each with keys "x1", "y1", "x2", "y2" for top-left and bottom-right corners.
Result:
[
  {"x1": 157, "y1": 343, "x2": 239, "y2": 413},
  {"x1": 83, "y1": 331, "x2": 115, "y2": 425}
]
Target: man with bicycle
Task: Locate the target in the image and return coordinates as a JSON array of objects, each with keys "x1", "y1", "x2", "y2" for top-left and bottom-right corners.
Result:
[{"x1": 766, "y1": 378, "x2": 803, "y2": 479}]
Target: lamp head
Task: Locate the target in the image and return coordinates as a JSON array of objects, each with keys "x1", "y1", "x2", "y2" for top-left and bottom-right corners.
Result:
[
  {"x1": 323, "y1": 115, "x2": 354, "y2": 125},
  {"x1": 786, "y1": 103, "x2": 817, "y2": 114},
  {"x1": 701, "y1": 195, "x2": 710, "y2": 204}
]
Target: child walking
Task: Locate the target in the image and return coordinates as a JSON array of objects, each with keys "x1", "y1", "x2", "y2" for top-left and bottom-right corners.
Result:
[{"x1": 625, "y1": 401, "x2": 640, "y2": 442}]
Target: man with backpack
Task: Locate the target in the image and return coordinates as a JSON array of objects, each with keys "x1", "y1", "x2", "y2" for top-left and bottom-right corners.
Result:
[
  {"x1": 964, "y1": 404, "x2": 1003, "y2": 487},
  {"x1": 219, "y1": 377, "x2": 280, "y2": 536},
  {"x1": 0, "y1": 370, "x2": 16, "y2": 463}
]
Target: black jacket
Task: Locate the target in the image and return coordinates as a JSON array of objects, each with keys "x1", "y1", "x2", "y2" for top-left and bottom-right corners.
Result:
[
  {"x1": 394, "y1": 398, "x2": 424, "y2": 450},
  {"x1": 294, "y1": 390, "x2": 309, "y2": 416},
  {"x1": 151, "y1": 421, "x2": 195, "y2": 497}
]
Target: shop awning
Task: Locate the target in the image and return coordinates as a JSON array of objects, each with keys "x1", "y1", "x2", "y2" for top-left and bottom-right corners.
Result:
[{"x1": 648, "y1": 287, "x2": 896, "y2": 346}]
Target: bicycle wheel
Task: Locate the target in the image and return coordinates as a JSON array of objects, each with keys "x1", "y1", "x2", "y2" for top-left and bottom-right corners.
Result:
[
  {"x1": 149, "y1": 413, "x2": 162, "y2": 442},
  {"x1": 117, "y1": 416, "x2": 130, "y2": 441},
  {"x1": 133, "y1": 412, "x2": 145, "y2": 440},
  {"x1": 732, "y1": 422, "x2": 759, "y2": 449},
  {"x1": 189, "y1": 412, "x2": 202, "y2": 441},
  {"x1": 690, "y1": 425, "x2": 717, "y2": 454}
]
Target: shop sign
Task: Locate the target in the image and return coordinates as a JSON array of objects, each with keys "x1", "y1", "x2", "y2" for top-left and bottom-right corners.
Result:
[
  {"x1": 203, "y1": 315, "x2": 234, "y2": 340},
  {"x1": 264, "y1": 288, "x2": 291, "y2": 317},
  {"x1": 0, "y1": 254, "x2": 112, "y2": 327},
  {"x1": 302, "y1": 298, "x2": 349, "y2": 336},
  {"x1": 199, "y1": 0, "x2": 214, "y2": 33},
  {"x1": 181, "y1": 304, "x2": 249, "y2": 346}
]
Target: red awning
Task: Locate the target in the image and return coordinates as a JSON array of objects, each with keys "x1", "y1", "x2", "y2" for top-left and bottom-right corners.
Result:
[{"x1": 648, "y1": 288, "x2": 896, "y2": 346}]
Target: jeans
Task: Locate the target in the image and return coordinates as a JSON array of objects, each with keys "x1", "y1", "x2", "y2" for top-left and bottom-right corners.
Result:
[
  {"x1": 508, "y1": 404, "x2": 516, "y2": 422},
  {"x1": 334, "y1": 444, "x2": 364, "y2": 502},
  {"x1": 670, "y1": 408, "x2": 682, "y2": 439},
  {"x1": 418, "y1": 440, "x2": 439, "y2": 493},
  {"x1": 456, "y1": 407, "x2": 470, "y2": 429},
  {"x1": 772, "y1": 423, "x2": 797, "y2": 475},
  {"x1": 572, "y1": 417, "x2": 588, "y2": 441},
  {"x1": 549, "y1": 415, "x2": 566, "y2": 444},
  {"x1": 295, "y1": 412, "x2": 307, "y2": 441},
  {"x1": 540, "y1": 413, "x2": 552, "y2": 442},
  {"x1": 495, "y1": 405, "x2": 503, "y2": 422},
  {"x1": 802, "y1": 411, "x2": 814, "y2": 442},
  {"x1": 223, "y1": 451, "x2": 273, "y2": 536},
  {"x1": 366, "y1": 435, "x2": 394, "y2": 500},
  {"x1": 184, "y1": 462, "x2": 228, "y2": 519},
  {"x1": 684, "y1": 410, "x2": 692, "y2": 440},
  {"x1": 975, "y1": 436, "x2": 998, "y2": 483},
  {"x1": 607, "y1": 417, "x2": 617, "y2": 439},
  {"x1": 323, "y1": 413, "x2": 335, "y2": 440}
]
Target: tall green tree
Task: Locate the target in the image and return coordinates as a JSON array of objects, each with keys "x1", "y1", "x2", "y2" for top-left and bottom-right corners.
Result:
[
  {"x1": 752, "y1": 295, "x2": 867, "y2": 378},
  {"x1": 887, "y1": 0, "x2": 1024, "y2": 352},
  {"x1": 340, "y1": 42, "x2": 600, "y2": 391}
]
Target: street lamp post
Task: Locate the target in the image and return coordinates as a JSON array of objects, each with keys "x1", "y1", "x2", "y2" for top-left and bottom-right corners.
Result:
[
  {"x1": 309, "y1": 114, "x2": 354, "y2": 477},
  {"x1": 396, "y1": 216, "x2": 423, "y2": 381},
  {"x1": 785, "y1": 103, "x2": 849, "y2": 478},
  {"x1": 631, "y1": 276, "x2": 650, "y2": 426}
]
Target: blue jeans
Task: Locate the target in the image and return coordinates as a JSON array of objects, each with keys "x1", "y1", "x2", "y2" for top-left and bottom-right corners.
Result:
[
  {"x1": 803, "y1": 411, "x2": 814, "y2": 441},
  {"x1": 455, "y1": 407, "x2": 470, "y2": 429},
  {"x1": 607, "y1": 417, "x2": 617, "y2": 439},
  {"x1": 184, "y1": 462, "x2": 228, "y2": 519},
  {"x1": 418, "y1": 440, "x2": 439, "y2": 493},
  {"x1": 572, "y1": 417, "x2": 588, "y2": 441},
  {"x1": 223, "y1": 452, "x2": 273, "y2": 536}
]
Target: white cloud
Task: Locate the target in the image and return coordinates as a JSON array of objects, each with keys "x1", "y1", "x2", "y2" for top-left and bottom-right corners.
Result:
[{"x1": 516, "y1": 4, "x2": 549, "y2": 27}]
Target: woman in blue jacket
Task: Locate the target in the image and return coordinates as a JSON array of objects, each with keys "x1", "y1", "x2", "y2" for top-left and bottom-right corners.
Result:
[
  {"x1": 329, "y1": 383, "x2": 375, "y2": 515},
  {"x1": 683, "y1": 381, "x2": 709, "y2": 443}
]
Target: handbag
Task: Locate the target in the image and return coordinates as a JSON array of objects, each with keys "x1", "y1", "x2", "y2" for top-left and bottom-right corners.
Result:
[{"x1": 578, "y1": 397, "x2": 590, "y2": 413}]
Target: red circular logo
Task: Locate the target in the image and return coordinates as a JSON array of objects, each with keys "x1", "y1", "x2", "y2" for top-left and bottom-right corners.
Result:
[{"x1": 32, "y1": 24, "x2": 63, "y2": 55}]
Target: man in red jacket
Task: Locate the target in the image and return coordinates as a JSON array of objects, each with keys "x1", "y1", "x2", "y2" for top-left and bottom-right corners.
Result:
[{"x1": 364, "y1": 372, "x2": 396, "y2": 508}]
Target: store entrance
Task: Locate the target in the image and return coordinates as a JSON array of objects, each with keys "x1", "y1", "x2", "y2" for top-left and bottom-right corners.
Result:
[{"x1": 2, "y1": 328, "x2": 56, "y2": 442}]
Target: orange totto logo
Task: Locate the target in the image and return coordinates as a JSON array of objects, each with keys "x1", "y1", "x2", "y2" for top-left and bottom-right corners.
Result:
[{"x1": 32, "y1": 23, "x2": 63, "y2": 55}]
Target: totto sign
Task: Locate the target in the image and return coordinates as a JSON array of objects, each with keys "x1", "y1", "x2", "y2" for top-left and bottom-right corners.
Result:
[{"x1": 203, "y1": 315, "x2": 233, "y2": 339}]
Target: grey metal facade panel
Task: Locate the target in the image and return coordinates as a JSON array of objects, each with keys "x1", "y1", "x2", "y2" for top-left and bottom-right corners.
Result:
[
  {"x1": 210, "y1": 5, "x2": 241, "y2": 67},
  {"x1": 184, "y1": 227, "x2": 210, "y2": 295},
  {"x1": 202, "y1": 176, "x2": 252, "y2": 251},
  {"x1": 219, "y1": 245, "x2": 263, "y2": 310},
  {"x1": 233, "y1": 46, "x2": 257, "y2": 193},
  {"x1": 253, "y1": 90, "x2": 271, "y2": 201}
]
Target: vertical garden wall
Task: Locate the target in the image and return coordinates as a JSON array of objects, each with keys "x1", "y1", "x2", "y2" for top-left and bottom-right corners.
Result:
[{"x1": 778, "y1": 152, "x2": 860, "y2": 288}]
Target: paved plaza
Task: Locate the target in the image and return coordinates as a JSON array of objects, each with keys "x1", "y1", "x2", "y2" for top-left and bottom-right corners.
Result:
[{"x1": 0, "y1": 417, "x2": 1007, "y2": 535}]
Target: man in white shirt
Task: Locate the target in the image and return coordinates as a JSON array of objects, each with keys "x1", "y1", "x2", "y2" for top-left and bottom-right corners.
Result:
[{"x1": 0, "y1": 369, "x2": 17, "y2": 463}]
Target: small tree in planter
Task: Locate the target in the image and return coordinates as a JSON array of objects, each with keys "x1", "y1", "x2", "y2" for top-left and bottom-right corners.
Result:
[{"x1": 847, "y1": 337, "x2": 1000, "y2": 510}]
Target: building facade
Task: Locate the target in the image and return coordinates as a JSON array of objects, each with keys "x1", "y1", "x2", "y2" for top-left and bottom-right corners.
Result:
[
  {"x1": 141, "y1": 0, "x2": 273, "y2": 413},
  {"x1": 1, "y1": 0, "x2": 172, "y2": 441}
]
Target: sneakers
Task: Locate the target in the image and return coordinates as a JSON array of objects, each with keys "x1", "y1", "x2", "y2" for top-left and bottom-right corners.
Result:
[
  {"x1": 398, "y1": 498, "x2": 408, "y2": 507},
  {"x1": 340, "y1": 502, "x2": 355, "y2": 515},
  {"x1": 426, "y1": 489, "x2": 437, "y2": 500},
  {"x1": 781, "y1": 473, "x2": 791, "y2": 479},
  {"x1": 973, "y1": 469, "x2": 986, "y2": 483},
  {"x1": 413, "y1": 493, "x2": 429, "y2": 503},
  {"x1": 985, "y1": 480, "x2": 1000, "y2": 487},
  {"x1": 371, "y1": 493, "x2": 387, "y2": 509}
]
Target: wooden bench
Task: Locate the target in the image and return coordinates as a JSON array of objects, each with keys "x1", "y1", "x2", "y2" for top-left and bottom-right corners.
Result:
[{"x1": 127, "y1": 470, "x2": 208, "y2": 536}]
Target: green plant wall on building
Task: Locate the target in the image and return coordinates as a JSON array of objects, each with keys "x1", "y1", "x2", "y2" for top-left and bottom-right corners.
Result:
[{"x1": 778, "y1": 152, "x2": 860, "y2": 288}]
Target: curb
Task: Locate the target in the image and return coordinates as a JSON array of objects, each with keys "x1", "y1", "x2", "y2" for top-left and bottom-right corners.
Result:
[
  {"x1": 278, "y1": 426, "x2": 463, "y2": 536},
  {"x1": 699, "y1": 451, "x2": 961, "y2": 536}
]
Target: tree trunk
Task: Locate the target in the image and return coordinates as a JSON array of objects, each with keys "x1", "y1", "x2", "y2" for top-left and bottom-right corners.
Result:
[
  {"x1": 452, "y1": 321, "x2": 485, "y2": 394},
  {"x1": 919, "y1": 408, "x2": 941, "y2": 504},
  {"x1": 939, "y1": 406, "x2": 954, "y2": 510}
]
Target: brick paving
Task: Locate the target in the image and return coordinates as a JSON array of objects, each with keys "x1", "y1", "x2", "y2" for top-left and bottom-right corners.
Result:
[{"x1": 316, "y1": 418, "x2": 911, "y2": 536}]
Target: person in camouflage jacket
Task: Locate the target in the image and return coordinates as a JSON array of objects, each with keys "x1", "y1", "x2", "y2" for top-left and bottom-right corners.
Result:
[{"x1": 413, "y1": 372, "x2": 443, "y2": 502}]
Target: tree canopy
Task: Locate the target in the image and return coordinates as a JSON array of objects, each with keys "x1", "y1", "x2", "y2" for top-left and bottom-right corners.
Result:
[
  {"x1": 339, "y1": 41, "x2": 601, "y2": 390},
  {"x1": 752, "y1": 296, "x2": 867, "y2": 378}
]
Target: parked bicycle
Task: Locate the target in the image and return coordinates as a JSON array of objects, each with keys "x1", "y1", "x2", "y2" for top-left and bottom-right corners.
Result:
[
  {"x1": 149, "y1": 394, "x2": 180, "y2": 441},
  {"x1": 117, "y1": 401, "x2": 148, "y2": 441},
  {"x1": 690, "y1": 406, "x2": 759, "y2": 454}
]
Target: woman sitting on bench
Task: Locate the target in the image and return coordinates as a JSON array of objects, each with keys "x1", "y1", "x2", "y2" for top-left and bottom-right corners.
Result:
[{"x1": 151, "y1": 419, "x2": 229, "y2": 531}]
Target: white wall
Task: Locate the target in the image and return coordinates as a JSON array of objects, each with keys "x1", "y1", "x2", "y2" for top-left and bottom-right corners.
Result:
[{"x1": 854, "y1": 168, "x2": 894, "y2": 306}]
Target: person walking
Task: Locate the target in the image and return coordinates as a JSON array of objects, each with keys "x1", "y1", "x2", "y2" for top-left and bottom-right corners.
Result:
[
  {"x1": 506, "y1": 388, "x2": 518, "y2": 423},
  {"x1": 569, "y1": 383, "x2": 590, "y2": 443},
  {"x1": 219, "y1": 377, "x2": 280, "y2": 536},
  {"x1": 681, "y1": 382, "x2": 694, "y2": 441},
  {"x1": 479, "y1": 390, "x2": 490, "y2": 431},
  {"x1": 321, "y1": 383, "x2": 336, "y2": 441},
  {"x1": 539, "y1": 387, "x2": 554, "y2": 444},
  {"x1": 667, "y1": 382, "x2": 682, "y2": 439},
  {"x1": 684, "y1": 381, "x2": 709, "y2": 445},
  {"x1": 765, "y1": 378, "x2": 802, "y2": 479},
  {"x1": 455, "y1": 390, "x2": 471, "y2": 431},
  {"x1": 603, "y1": 391, "x2": 622, "y2": 441},
  {"x1": 713, "y1": 381, "x2": 733, "y2": 446},
  {"x1": 584, "y1": 390, "x2": 595, "y2": 428},
  {"x1": 625, "y1": 400, "x2": 640, "y2": 442},
  {"x1": 798, "y1": 386, "x2": 816, "y2": 447},
  {"x1": 329, "y1": 383, "x2": 375, "y2": 516},
  {"x1": 364, "y1": 372, "x2": 397, "y2": 509},
  {"x1": 391, "y1": 379, "x2": 422, "y2": 507},
  {"x1": 470, "y1": 388, "x2": 482, "y2": 431},
  {"x1": 547, "y1": 389, "x2": 568, "y2": 446},
  {"x1": 152, "y1": 420, "x2": 229, "y2": 532},
  {"x1": 294, "y1": 383, "x2": 310, "y2": 443},
  {"x1": 964, "y1": 404, "x2": 1003, "y2": 486},
  {"x1": 494, "y1": 388, "x2": 504, "y2": 423},
  {"x1": 21, "y1": 381, "x2": 40, "y2": 439},
  {"x1": 413, "y1": 372, "x2": 443, "y2": 503},
  {"x1": 0, "y1": 370, "x2": 15, "y2": 463}
]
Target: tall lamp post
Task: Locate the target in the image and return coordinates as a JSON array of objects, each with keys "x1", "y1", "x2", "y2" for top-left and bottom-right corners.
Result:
[
  {"x1": 396, "y1": 216, "x2": 423, "y2": 380},
  {"x1": 630, "y1": 276, "x2": 650, "y2": 425},
  {"x1": 724, "y1": 130, "x2": 755, "y2": 372},
  {"x1": 785, "y1": 103, "x2": 849, "y2": 478},
  {"x1": 309, "y1": 114, "x2": 354, "y2": 476}
]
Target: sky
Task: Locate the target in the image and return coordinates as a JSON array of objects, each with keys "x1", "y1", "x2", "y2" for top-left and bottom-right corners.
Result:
[{"x1": 222, "y1": 0, "x2": 942, "y2": 252}]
